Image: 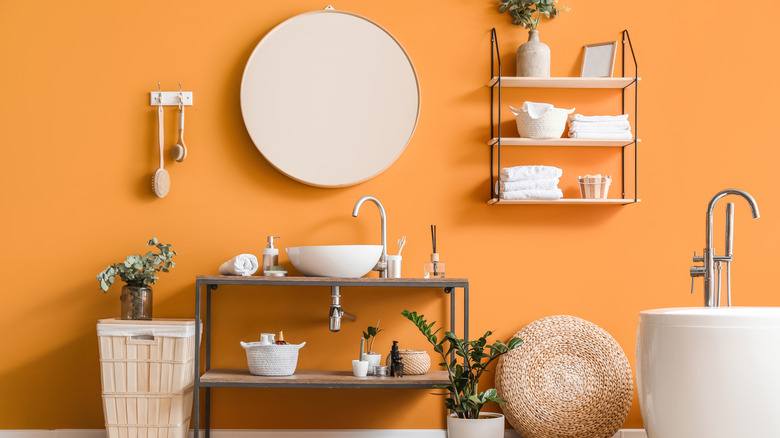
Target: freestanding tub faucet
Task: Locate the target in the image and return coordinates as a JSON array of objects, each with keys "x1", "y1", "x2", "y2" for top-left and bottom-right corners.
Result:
[
  {"x1": 690, "y1": 189, "x2": 759, "y2": 307},
  {"x1": 352, "y1": 196, "x2": 388, "y2": 278}
]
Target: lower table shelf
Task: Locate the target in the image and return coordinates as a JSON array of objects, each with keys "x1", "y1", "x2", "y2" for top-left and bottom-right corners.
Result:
[
  {"x1": 488, "y1": 198, "x2": 641, "y2": 205},
  {"x1": 200, "y1": 369, "x2": 450, "y2": 389}
]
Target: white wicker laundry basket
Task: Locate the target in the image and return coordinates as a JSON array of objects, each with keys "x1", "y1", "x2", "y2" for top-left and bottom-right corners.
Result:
[
  {"x1": 511, "y1": 104, "x2": 574, "y2": 139},
  {"x1": 240, "y1": 341, "x2": 306, "y2": 376},
  {"x1": 97, "y1": 318, "x2": 200, "y2": 438}
]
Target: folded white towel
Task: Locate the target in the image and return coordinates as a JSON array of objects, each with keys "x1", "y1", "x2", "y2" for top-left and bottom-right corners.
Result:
[
  {"x1": 568, "y1": 120, "x2": 631, "y2": 131},
  {"x1": 219, "y1": 254, "x2": 259, "y2": 276},
  {"x1": 569, "y1": 114, "x2": 629, "y2": 123},
  {"x1": 502, "y1": 188, "x2": 564, "y2": 200},
  {"x1": 496, "y1": 178, "x2": 559, "y2": 193},
  {"x1": 568, "y1": 131, "x2": 633, "y2": 139},
  {"x1": 500, "y1": 165, "x2": 563, "y2": 182}
]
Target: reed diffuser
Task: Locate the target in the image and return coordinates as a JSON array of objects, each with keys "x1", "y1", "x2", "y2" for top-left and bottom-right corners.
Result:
[{"x1": 424, "y1": 225, "x2": 445, "y2": 279}]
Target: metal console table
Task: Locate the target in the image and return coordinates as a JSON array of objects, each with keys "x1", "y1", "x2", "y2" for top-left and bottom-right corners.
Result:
[{"x1": 193, "y1": 275, "x2": 470, "y2": 437}]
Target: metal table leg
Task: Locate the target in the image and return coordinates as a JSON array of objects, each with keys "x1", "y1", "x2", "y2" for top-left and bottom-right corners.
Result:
[{"x1": 194, "y1": 282, "x2": 201, "y2": 438}]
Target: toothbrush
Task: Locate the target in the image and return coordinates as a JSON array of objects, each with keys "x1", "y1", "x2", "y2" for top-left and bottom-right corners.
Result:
[
  {"x1": 359, "y1": 338, "x2": 365, "y2": 361},
  {"x1": 397, "y1": 236, "x2": 406, "y2": 256}
]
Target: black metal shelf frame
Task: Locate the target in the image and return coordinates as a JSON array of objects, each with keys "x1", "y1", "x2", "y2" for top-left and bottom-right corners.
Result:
[
  {"x1": 489, "y1": 28, "x2": 640, "y2": 202},
  {"x1": 192, "y1": 276, "x2": 470, "y2": 438}
]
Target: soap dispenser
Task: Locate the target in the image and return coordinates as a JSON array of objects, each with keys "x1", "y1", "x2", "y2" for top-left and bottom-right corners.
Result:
[{"x1": 262, "y1": 236, "x2": 281, "y2": 272}]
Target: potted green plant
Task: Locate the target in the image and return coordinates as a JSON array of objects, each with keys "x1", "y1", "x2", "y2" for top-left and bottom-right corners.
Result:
[
  {"x1": 361, "y1": 320, "x2": 384, "y2": 374},
  {"x1": 497, "y1": 0, "x2": 567, "y2": 77},
  {"x1": 96, "y1": 238, "x2": 176, "y2": 320},
  {"x1": 401, "y1": 310, "x2": 522, "y2": 438}
]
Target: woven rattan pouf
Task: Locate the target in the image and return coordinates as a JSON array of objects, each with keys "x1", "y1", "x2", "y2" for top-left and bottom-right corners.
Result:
[{"x1": 496, "y1": 315, "x2": 633, "y2": 438}]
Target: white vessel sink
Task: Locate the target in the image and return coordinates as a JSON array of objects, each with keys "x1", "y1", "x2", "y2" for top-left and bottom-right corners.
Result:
[{"x1": 286, "y1": 245, "x2": 382, "y2": 278}]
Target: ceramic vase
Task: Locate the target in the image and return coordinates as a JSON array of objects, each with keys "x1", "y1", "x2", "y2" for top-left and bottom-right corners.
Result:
[
  {"x1": 516, "y1": 30, "x2": 550, "y2": 77},
  {"x1": 447, "y1": 412, "x2": 505, "y2": 438},
  {"x1": 120, "y1": 281, "x2": 152, "y2": 320},
  {"x1": 352, "y1": 360, "x2": 369, "y2": 377}
]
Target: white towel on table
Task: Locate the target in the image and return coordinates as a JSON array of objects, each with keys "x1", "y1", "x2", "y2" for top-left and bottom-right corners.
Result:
[
  {"x1": 502, "y1": 189, "x2": 564, "y2": 200},
  {"x1": 569, "y1": 114, "x2": 629, "y2": 123},
  {"x1": 219, "y1": 254, "x2": 259, "y2": 276},
  {"x1": 568, "y1": 120, "x2": 631, "y2": 131},
  {"x1": 500, "y1": 165, "x2": 563, "y2": 182},
  {"x1": 496, "y1": 178, "x2": 559, "y2": 193},
  {"x1": 568, "y1": 131, "x2": 633, "y2": 139}
]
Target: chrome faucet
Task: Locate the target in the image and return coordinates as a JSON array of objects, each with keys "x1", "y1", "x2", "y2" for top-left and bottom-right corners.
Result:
[
  {"x1": 690, "y1": 189, "x2": 760, "y2": 307},
  {"x1": 352, "y1": 196, "x2": 388, "y2": 278}
]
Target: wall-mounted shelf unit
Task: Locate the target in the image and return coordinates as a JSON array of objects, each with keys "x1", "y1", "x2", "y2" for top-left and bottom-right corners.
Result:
[
  {"x1": 193, "y1": 275, "x2": 470, "y2": 437},
  {"x1": 489, "y1": 29, "x2": 641, "y2": 205}
]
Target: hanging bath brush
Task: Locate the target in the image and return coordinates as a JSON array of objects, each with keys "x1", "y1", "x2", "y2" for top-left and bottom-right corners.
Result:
[
  {"x1": 153, "y1": 86, "x2": 170, "y2": 197},
  {"x1": 172, "y1": 82, "x2": 188, "y2": 162}
]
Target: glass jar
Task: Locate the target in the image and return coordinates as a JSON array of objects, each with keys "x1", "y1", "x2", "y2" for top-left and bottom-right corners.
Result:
[{"x1": 120, "y1": 281, "x2": 153, "y2": 320}]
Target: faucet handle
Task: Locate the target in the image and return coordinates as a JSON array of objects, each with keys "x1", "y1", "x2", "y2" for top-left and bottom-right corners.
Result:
[
  {"x1": 690, "y1": 265, "x2": 705, "y2": 294},
  {"x1": 692, "y1": 251, "x2": 704, "y2": 263}
]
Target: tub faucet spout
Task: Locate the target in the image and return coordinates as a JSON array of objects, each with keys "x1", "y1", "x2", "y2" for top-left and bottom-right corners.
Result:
[
  {"x1": 691, "y1": 189, "x2": 760, "y2": 307},
  {"x1": 352, "y1": 196, "x2": 388, "y2": 278}
]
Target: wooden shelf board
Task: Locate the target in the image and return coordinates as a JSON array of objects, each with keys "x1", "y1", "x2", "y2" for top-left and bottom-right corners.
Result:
[
  {"x1": 200, "y1": 369, "x2": 450, "y2": 389},
  {"x1": 488, "y1": 76, "x2": 639, "y2": 88},
  {"x1": 488, "y1": 137, "x2": 639, "y2": 147},
  {"x1": 488, "y1": 198, "x2": 641, "y2": 205}
]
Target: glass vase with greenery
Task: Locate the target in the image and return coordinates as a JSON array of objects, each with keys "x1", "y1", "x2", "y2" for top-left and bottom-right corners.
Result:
[
  {"x1": 401, "y1": 310, "x2": 522, "y2": 419},
  {"x1": 96, "y1": 238, "x2": 176, "y2": 319}
]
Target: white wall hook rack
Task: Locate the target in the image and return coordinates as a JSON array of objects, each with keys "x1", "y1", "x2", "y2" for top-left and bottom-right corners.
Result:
[{"x1": 149, "y1": 91, "x2": 193, "y2": 106}]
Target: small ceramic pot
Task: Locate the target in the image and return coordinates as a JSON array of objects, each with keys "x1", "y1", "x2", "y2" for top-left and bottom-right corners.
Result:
[
  {"x1": 352, "y1": 360, "x2": 369, "y2": 377},
  {"x1": 362, "y1": 353, "x2": 382, "y2": 375}
]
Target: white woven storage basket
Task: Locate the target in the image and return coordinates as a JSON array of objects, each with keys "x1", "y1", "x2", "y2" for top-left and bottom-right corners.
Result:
[
  {"x1": 97, "y1": 318, "x2": 200, "y2": 438},
  {"x1": 511, "y1": 104, "x2": 574, "y2": 139},
  {"x1": 241, "y1": 341, "x2": 306, "y2": 376}
]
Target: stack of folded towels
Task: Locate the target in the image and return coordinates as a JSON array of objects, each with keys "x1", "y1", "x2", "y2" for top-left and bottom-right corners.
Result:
[
  {"x1": 567, "y1": 114, "x2": 632, "y2": 140},
  {"x1": 497, "y1": 165, "x2": 563, "y2": 200}
]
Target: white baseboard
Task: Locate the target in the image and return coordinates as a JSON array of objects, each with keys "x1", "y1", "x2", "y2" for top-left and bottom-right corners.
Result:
[{"x1": 0, "y1": 429, "x2": 648, "y2": 438}]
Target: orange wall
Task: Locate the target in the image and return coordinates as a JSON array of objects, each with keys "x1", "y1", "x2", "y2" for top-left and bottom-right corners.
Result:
[{"x1": 2, "y1": 0, "x2": 780, "y2": 430}]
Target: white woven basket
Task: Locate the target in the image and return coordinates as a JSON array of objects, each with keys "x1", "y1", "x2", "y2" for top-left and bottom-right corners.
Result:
[
  {"x1": 240, "y1": 341, "x2": 306, "y2": 376},
  {"x1": 511, "y1": 105, "x2": 573, "y2": 139}
]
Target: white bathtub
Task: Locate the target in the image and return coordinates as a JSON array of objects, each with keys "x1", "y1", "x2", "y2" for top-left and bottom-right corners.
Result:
[{"x1": 637, "y1": 307, "x2": 780, "y2": 438}]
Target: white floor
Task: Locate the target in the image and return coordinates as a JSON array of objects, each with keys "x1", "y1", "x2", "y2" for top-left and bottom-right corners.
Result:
[{"x1": 0, "y1": 429, "x2": 648, "y2": 438}]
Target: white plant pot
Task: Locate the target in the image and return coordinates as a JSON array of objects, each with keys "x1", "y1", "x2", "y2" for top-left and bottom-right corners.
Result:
[
  {"x1": 362, "y1": 352, "x2": 382, "y2": 375},
  {"x1": 352, "y1": 359, "x2": 369, "y2": 377},
  {"x1": 447, "y1": 413, "x2": 504, "y2": 438}
]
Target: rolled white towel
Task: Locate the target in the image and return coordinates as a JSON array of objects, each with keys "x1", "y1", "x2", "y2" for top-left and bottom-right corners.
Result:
[
  {"x1": 568, "y1": 120, "x2": 630, "y2": 131},
  {"x1": 219, "y1": 254, "x2": 259, "y2": 276},
  {"x1": 496, "y1": 178, "x2": 559, "y2": 193},
  {"x1": 500, "y1": 165, "x2": 563, "y2": 182},
  {"x1": 568, "y1": 131, "x2": 633, "y2": 140},
  {"x1": 569, "y1": 114, "x2": 629, "y2": 123},
  {"x1": 502, "y1": 188, "x2": 564, "y2": 200}
]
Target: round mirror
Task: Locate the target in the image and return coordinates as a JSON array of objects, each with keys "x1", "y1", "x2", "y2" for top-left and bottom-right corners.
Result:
[{"x1": 240, "y1": 9, "x2": 421, "y2": 188}]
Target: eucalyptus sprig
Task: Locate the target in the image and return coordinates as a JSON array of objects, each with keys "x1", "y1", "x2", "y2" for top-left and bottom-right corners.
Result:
[
  {"x1": 362, "y1": 320, "x2": 384, "y2": 354},
  {"x1": 96, "y1": 238, "x2": 177, "y2": 293},
  {"x1": 498, "y1": 0, "x2": 567, "y2": 30},
  {"x1": 401, "y1": 310, "x2": 522, "y2": 419}
]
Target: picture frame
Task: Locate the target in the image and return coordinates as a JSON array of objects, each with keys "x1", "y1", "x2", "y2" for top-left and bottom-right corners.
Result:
[{"x1": 581, "y1": 41, "x2": 618, "y2": 78}]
